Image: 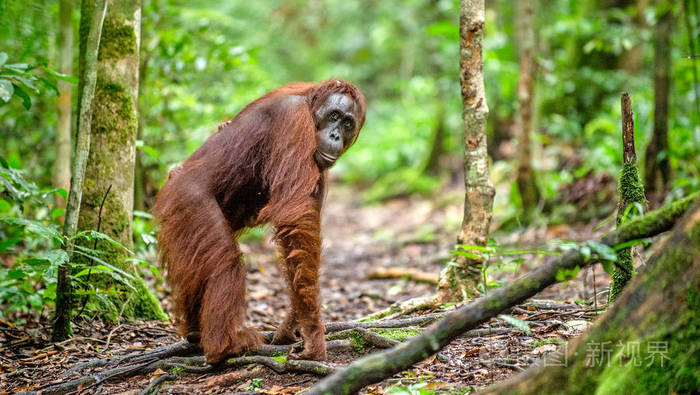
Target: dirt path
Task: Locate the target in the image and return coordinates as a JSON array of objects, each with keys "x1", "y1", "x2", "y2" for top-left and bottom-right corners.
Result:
[{"x1": 1, "y1": 184, "x2": 610, "y2": 394}]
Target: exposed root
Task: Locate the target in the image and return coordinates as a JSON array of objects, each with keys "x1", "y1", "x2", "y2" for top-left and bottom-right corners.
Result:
[
  {"x1": 140, "y1": 373, "x2": 178, "y2": 395},
  {"x1": 328, "y1": 328, "x2": 400, "y2": 349}
]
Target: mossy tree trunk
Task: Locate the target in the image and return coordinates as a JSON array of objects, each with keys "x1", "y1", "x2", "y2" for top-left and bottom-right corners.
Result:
[
  {"x1": 514, "y1": 0, "x2": 540, "y2": 218},
  {"x1": 484, "y1": 199, "x2": 700, "y2": 394},
  {"x1": 437, "y1": 0, "x2": 495, "y2": 303},
  {"x1": 76, "y1": 0, "x2": 164, "y2": 320},
  {"x1": 609, "y1": 93, "x2": 646, "y2": 302}
]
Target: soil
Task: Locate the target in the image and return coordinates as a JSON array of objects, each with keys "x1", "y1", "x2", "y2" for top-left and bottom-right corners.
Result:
[{"x1": 1, "y1": 183, "x2": 618, "y2": 394}]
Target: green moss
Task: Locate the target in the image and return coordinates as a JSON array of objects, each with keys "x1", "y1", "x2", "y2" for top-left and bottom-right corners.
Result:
[
  {"x1": 617, "y1": 162, "x2": 646, "y2": 215},
  {"x1": 372, "y1": 328, "x2": 421, "y2": 341},
  {"x1": 609, "y1": 248, "x2": 633, "y2": 302},
  {"x1": 92, "y1": 79, "x2": 135, "y2": 147},
  {"x1": 98, "y1": 18, "x2": 136, "y2": 60},
  {"x1": 349, "y1": 331, "x2": 367, "y2": 353},
  {"x1": 272, "y1": 355, "x2": 287, "y2": 364},
  {"x1": 610, "y1": 162, "x2": 646, "y2": 302}
]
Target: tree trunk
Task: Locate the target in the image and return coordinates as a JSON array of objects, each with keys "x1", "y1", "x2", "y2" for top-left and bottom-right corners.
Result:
[
  {"x1": 437, "y1": 0, "x2": 495, "y2": 303},
  {"x1": 76, "y1": 0, "x2": 164, "y2": 320},
  {"x1": 644, "y1": 5, "x2": 672, "y2": 204},
  {"x1": 609, "y1": 93, "x2": 646, "y2": 302},
  {"x1": 514, "y1": 0, "x2": 540, "y2": 217},
  {"x1": 484, "y1": 198, "x2": 700, "y2": 394},
  {"x1": 52, "y1": 0, "x2": 74, "y2": 223},
  {"x1": 53, "y1": 0, "x2": 108, "y2": 342}
]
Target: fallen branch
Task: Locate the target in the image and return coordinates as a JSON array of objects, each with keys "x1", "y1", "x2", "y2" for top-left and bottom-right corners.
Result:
[
  {"x1": 368, "y1": 267, "x2": 439, "y2": 284},
  {"x1": 307, "y1": 193, "x2": 699, "y2": 395}
]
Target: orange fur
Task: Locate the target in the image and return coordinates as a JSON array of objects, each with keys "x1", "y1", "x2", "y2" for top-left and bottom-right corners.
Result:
[{"x1": 152, "y1": 80, "x2": 366, "y2": 364}]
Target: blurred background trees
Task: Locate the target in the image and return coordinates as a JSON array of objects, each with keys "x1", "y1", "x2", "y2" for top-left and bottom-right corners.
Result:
[{"x1": 1, "y1": 0, "x2": 699, "y2": 318}]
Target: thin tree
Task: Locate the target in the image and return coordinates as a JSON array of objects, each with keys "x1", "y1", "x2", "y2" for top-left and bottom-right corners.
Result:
[
  {"x1": 644, "y1": 3, "x2": 673, "y2": 203},
  {"x1": 53, "y1": 0, "x2": 108, "y2": 342},
  {"x1": 76, "y1": 0, "x2": 164, "y2": 320},
  {"x1": 52, "y1": 0, "x2": 74, "y2": 221},
  {"x1": 437, "y1": 0, "x2": 495, "y2": 302},
  {"x1": 514, "y1": 0, "x2": 540, "y2": 216},
  {"x1": 609, "y1": 93, "x2": 646, "y2": 302}
]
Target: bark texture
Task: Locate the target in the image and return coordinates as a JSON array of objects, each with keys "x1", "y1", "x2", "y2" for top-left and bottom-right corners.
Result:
[
  {"x1": 484, "y1": 198, "x2": 700, "y2": 394},
  {"x1": 644, "y1": 7, "x2": 672, "y2": 201},
  {"x1": 52, "y1": 0, "x2": 74, "y2": 221},
  {"x1": 54, "y1": 0, "x2": 108, "y2": 342},
  {"x1": 514, "y1": 0, "x2": 540, "y2": 216},
  {"x1": 438, "y1": 0, "x2": 495, "y2": 303},
  {"x1": 76, "y1": 0, "x2": 164, "y2": 320}
]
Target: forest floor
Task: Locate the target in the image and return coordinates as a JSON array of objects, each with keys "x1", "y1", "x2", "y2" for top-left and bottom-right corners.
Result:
[{"x1": 1, "y1": 181, "x2": 619, "y2": 394}]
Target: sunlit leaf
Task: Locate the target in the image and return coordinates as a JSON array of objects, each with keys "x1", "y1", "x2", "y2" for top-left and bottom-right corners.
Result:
[
  {"x1": 498, "y1": 314, "x2": 531, "y2": 335},
  {"x1": 0, "y1": 79, "x2": 13, "y2": 102}
]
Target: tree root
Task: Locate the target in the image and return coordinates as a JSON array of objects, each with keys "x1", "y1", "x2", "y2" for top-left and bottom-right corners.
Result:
[
  {"x1": 140, "y1": 373, "x2": 177, "y2": 395},
  {"x1": 39, "y1": 313, "x2": 441, "y2": 395}
]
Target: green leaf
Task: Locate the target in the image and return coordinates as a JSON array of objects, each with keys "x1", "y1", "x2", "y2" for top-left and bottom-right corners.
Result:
[
  {"x1": 51, "y1": 208, "x2": 66, "y2": 220},
  {"x1": 8, "y1": 268, "x2": 26, "y2": 280},
  {"x1": 55, "y1": 188, "x2": 68, "y2": 199},
  {"x1": 498, "y1": 314, "x2": 532, "y2": 335},
  {"x1": 449, "y1": 249, "x2": 482, "y2": 260},
  {"x1": 43, "y1": 67, "x2": 78, "y2": 84},
  {"x1": 133, "y1": 210, "x2": 153, "y2": 219},
  {"x1": 586, "y1": 241, "x2": 617, "y2": 262},
  {"x1": 0, "y1": 217, "x2": 63, "y2": 243},
  {"x1": 0, "y1": 52, "x2": 8, "y2": 66},
  {"x1": 71, "y1": 230, "x2": 133, "y2": 254},
  {"x1": 44, "y1": 249, "x2": 69, "y2": 267},
  {"x1": 136, "y1": 140, "x2": 160, "y2": 159},
  {"x1": 0, "y1": 237, "x2": 20, "y2": 252},
  {"x1": 556, "y1": 265, "x2": 581, "y2": 282},
  {"x1": 4, "y1": 63, "x2": 29, "y2": 72},
  {"x1": 12, "y1": 84, "x2": 31, "y2": 109},
  {"x1": 0, "y1": 199, "x2": 11, "y2": 211},
  {"x1": 0, "y1": 79, "x2": 13, "y2": 102},
  {"x1": 71, "y1": 249, "x2": 136, "y2": 282}
]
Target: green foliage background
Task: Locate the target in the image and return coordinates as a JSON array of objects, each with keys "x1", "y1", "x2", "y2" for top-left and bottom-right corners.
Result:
[{"x1": 1, "y1": 0, "x2": 699, "y2": 317}]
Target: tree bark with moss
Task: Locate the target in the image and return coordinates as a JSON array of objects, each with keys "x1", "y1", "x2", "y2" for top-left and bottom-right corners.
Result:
[
  {"x1": 437, "y1": 0, "x2": 495, "y2": 303},
  {"x1": 484, "y1": 198, "x2": 700, "y2": 394},
  {"x1": 76, "y1": 0, "x2": 164, "y2": 320},
  {"x1": 609, "y1": 93, "x2": 646, "y2": 302}
]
